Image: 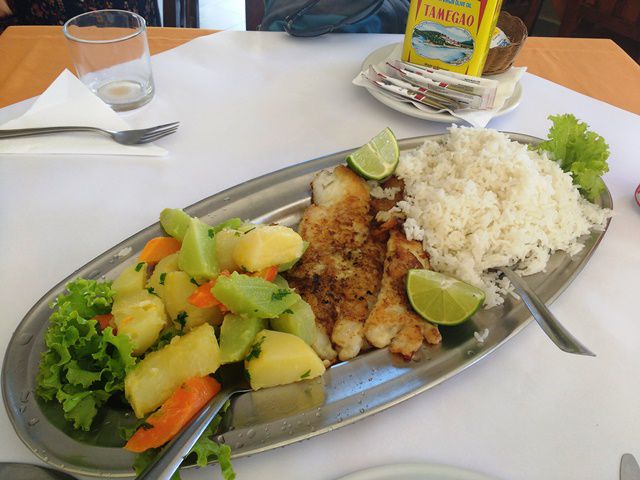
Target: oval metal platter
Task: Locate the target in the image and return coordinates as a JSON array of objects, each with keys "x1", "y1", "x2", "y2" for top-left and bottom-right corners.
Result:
[{"x1": 2, "y1": 133, "x2": 612, "y2": 477}]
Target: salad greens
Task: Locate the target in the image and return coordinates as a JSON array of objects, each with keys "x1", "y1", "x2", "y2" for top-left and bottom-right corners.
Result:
[
  {"x1": 191, "y1": 429, "x2": 234, "y2": 480},
  {"x1": 37, "y1": 279, "x2": 136, "y2": 431},
  {"x1": 536, "y1": 113, "x2": 610, "y2": 202}
]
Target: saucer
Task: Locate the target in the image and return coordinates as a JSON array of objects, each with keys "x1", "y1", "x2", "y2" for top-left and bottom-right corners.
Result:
[{"x1": 360, "y1": 43, "x2": 523, "y2": 124}]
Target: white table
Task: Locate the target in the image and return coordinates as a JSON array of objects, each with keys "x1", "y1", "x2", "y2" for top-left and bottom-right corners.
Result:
[{"x1": 1, "y1": 31, "x2": 639, "y2": 480}]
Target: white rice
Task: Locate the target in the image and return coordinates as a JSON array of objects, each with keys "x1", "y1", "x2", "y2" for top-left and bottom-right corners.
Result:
[
  {"x1": 396, "y1": 126, "x2": 611, "y2": 308},
  {"x1": 474, "y1": 328, "x2": 489, "y2": 343}
]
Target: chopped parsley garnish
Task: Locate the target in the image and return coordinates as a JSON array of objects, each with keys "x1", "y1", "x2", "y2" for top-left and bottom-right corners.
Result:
[
  {"x1": 245, "y1": 337, "x2": 265, "y2": 361},
  {"x1": 282, "y1": 308, "x2": 294, "y2": 315},
  {"x1": 300, "y1": 370, "x2": 311, "y2": 379},
  {"x1": 149, "y1": 327, "x2": 181, "y2": 352},
  {"x1": 208, "y1": 229, "x2": 215, "y2": 239},
  {"x1": 190, "y1": 278, "x2": 200, "y2": 287},
  {"x1": 147, "y1": 287, "x2": 157, "y2": 296},
  {"x1": 271, "y1": 289, "x2": 291, "y2": 301},
  {"x1": 243, "y1": 369, "x2": 251, "y2": 382},
  {"x1": 135, "y1": 262, "x2": 145, "y2": 272},
  {"x1": 159, "y1": 273, "x2": 166, "y2": 285},
  {"x1": 176, "y1": 311, "x2": 188, "y2": 331}
]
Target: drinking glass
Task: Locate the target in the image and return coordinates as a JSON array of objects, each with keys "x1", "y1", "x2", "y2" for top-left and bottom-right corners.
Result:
[{"x1": 63, "y1": 9, "x2": 155, "y2": 111}]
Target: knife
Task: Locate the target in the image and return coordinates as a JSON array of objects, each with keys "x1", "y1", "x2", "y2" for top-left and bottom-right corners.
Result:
[{"x1": 621, "y1": 454, "x2": 640, "y2": 480}]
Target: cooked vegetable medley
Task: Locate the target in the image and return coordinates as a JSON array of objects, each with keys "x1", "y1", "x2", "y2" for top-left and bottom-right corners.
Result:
[{"x1": 36, "y1": 208, "x2": 325, "y2": 479}]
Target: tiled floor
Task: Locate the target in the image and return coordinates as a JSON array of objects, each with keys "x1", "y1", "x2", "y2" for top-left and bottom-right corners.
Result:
[{"x1": 200, "y1": 0, "x2": 245, "y2": 30}]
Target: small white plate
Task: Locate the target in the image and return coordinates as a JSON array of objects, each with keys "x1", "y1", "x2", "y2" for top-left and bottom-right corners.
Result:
[
  {"x1": 360, "y1": 43, "x2": 523, "y2": 123},
  {"x1": 338, "y1": 463, "x2": 501, "y2": 480}
]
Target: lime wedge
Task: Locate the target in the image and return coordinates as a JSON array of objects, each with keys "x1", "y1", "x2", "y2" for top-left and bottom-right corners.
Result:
[
  {"x1": 346, "y1": 127, "x2": 399, "y2": 180},
  {"x1": 406, "y1": 269, "x2": 485, "y2": 326}
]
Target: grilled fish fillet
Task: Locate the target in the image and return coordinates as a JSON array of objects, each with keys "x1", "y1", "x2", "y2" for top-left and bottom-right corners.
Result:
[
  {"x1": 364, "y1": 230, "x2": 442, "y2": 360},
  {"x1": 287, "y1": 166, "x2": 385, "y2": 362}
]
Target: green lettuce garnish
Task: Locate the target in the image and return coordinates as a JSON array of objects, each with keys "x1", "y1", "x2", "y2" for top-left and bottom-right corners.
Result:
[
  {"x1": 36, "y1": 279, "x2": 137, "y2": 431},
  {"x1": 536, "y1": 113, "x2": 610, "y2": 202},
  {"x1": 189, "y1": 426, "x2": 234, "y2": 479}
]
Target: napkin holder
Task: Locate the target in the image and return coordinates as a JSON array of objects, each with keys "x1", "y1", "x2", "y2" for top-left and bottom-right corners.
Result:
[{"x1": 483, "y1": 11, "x2": 528, "y2": 75}]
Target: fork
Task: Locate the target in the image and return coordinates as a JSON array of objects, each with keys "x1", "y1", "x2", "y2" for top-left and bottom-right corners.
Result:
[{"x1": 0, "y1": 122, "x2": 179, "y2": 145}]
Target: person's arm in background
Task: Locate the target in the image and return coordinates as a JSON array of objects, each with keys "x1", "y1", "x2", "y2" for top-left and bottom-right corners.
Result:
[{"x1": 0, "y1": 0, "x2": 12, "y2": 17}]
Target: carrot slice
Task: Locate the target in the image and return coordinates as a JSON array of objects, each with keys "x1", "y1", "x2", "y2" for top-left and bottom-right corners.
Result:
[
  {"x1": 94, "y1": 314, "x2": 114, "y2": 331},
  {"x1": 187, "y1": 271, "x2": 231, "y2": 310},
  {"x1": 187, "y1": 280, "x2": 218, "y2": 308},
  {"x1": 138, "y1": 237, "x2": 182, "y2": 265},
  {"x1": 124, "y1": 376, "x2": 221, "y2": 453},
  {"x1": 252, "y1": 265, "x2": 278, "y2": 282}
]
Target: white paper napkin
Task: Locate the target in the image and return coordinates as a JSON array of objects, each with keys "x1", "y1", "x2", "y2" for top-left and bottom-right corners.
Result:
[
  {"x1": 451, "y1": 66, "x2": 526, "y2": 127},
  {"x1": 0, "y1": 70, "x2": 167, "y2": 156},
  {"x1": 353, "y1": 43, "x2": 526, "y2": 128}
]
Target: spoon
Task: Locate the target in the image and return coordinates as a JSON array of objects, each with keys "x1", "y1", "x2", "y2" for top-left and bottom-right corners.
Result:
[
  {"x1": 0, "y1": 463, "x2": 77, "y2": 480},
  {"x1": 498, "y1": 266, "x2": 595, "y2": 357}
]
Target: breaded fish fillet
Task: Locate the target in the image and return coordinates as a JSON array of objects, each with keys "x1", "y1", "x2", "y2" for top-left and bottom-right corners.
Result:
[
  {"x1": 364, "y1": 229, "x2": 442, "y2": 359},
  {"x1": 287, "y1": 166, "x2": 385, "y2": 363}
]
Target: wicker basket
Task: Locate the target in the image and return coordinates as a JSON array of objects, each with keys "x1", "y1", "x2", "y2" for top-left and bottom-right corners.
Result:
[{"x1": 483, "y1": 11, "x2": 528, "y2": 75}]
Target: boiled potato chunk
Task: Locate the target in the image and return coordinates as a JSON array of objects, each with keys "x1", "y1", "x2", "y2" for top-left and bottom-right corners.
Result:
[
  {"x1": 233, "y1": 225, "x2": 304, "y2": 272},
  {"x1": 215, "y1": 229, "x2": 242, "y2": 272},
  {"x1": 244, "y1": 330, "x2": 325, "y2": 390},
  {"x1": 112, "y1": 262, "x2": 148, "y2": 298},
  {"x1": 164, "y1": 271, "x2": 224, "y2": 329},
  {"x1": 277, "y1": 241, "x2": 308, "y2": 272},
  {"x1": 125, "y1": 323, "x2": 221, "y2": 418},
  {"x1": 147, "y1": 253, "x2": 179, "y2": 301},
  {"x1": 111, "y1": 290, "x2": 168, "y2": 356}
]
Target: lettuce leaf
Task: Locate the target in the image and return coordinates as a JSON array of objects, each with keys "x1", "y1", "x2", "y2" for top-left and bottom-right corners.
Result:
[
  {"x1": 36, "y1": 278, "x2": 136, "y2": 431},
  {"x1": 190, "y1": 426, "x2": 234, "y2": 480},
  {"x1": 52, "y1": 278, "x2": 115, "y2": 318},
  {"x1": 535, "y1": 114, "x2": 610, "y2": 202}
]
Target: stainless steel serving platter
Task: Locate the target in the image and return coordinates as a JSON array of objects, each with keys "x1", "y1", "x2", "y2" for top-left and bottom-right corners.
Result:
[{"x1": 2, "y1": 133, "x2": 612, "y2": 477}]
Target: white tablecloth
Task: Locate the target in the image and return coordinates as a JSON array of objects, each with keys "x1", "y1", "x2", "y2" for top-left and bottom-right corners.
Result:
[{"x1": 1, "y1": 31, "x2": 639, "y2": 480}]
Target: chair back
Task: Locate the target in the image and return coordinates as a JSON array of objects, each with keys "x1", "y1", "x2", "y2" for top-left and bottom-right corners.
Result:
[
  {"x1": 246, "y1": 0, "x2": 265, "y2": 30},
  {"x1": 559, "y1": 0, "x2": 640, "y2": 61},
  {"x1": 164, "y1": 0, "x2": 200, "y2": 27},
  {"x1": 501, "y1": 0, "x2": 545, "y2": 32}
]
